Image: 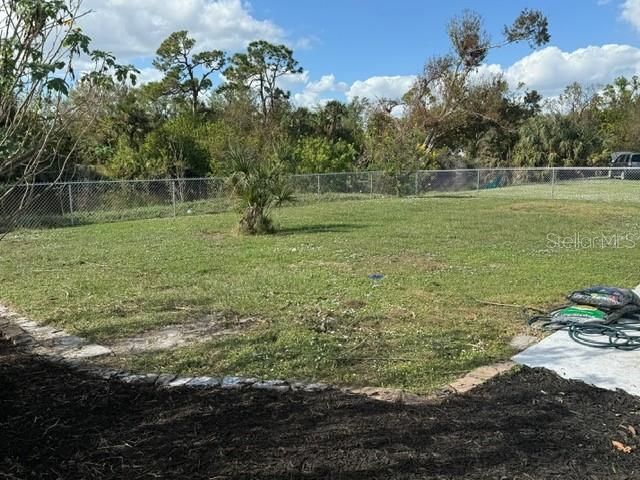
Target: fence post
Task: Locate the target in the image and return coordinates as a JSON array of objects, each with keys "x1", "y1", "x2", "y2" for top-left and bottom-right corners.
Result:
[
  {"x1": 370, "y1": 172, "x2": 374, "y2": 197},
  {"x1": 316, "y1": 174, "x2": 321, "y2": 200},
  {"x1": 171, "y1": 180, "x2": 176, "y2": 216},
  {"x1": 551, "y1": 167, "x2": 556, "y2": 199},
  {"x1": 67, "y1": 183, "x2": 74, "y2": 225},
  {"x1": 476, "y1": 169, "x2": 481, "y2": 197},
  {"x1": 415, "y1": 171, "x2": 419, "y2": 196}
]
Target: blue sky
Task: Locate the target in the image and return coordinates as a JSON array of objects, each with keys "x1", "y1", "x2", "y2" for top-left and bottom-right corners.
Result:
[
  {"x1": 81, "y1": 0, "x2": 640, "y2": 106},
  {"x1": 253, "y1": 0, "x2": 638, "y2": 82}
]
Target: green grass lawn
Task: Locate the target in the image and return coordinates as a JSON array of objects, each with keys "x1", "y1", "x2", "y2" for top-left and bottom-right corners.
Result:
[
  {"x1": 479, "y1": 177, "x2": 640, "y2": 201},
  {"x1": 2, "y1": 196, "x2": 640, "y2": 393}
]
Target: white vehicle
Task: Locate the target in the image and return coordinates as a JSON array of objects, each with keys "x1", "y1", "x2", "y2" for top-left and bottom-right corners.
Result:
[{"x1": 608, "y1": 151, "x2": 640, "y2": 180}]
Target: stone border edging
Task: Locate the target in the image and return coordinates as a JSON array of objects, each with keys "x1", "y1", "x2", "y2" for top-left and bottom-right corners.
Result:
[{"x1": 0, "y1": 304, "x2": 515, "y2": 404}]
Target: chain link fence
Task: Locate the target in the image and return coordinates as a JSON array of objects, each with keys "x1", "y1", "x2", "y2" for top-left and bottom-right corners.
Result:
[{"x1": 2, "y1": 167, "x2": 640, "y2": 230}]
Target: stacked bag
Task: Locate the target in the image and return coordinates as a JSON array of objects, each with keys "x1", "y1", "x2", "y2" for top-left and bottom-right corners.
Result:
[{"x1": 528, "y1": 286, "x2": 640, "y2": 350}]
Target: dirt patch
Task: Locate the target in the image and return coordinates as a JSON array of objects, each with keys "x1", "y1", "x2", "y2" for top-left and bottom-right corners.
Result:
[
  {"x1": 386, "y1": 306, "x2": 417, "y2": 321},
  {"x1": 498, "y1": 201, "x2": 637, "y2": 218},
  {"x1": 1, "y1": 338, "x2": 640, "y2": 479},
  {"x1": 295, "y1": 259, "x2": 354, "y2": 273},
  {"x1": 344, "y1": 299, "x2": 367, "y2": 310},
  {"x1": 105, "y1": 313, "x2": 259, "y2": 355},
  {"x1": 200, "y1": 230, "x2": 226, "y2": 242},
  {"x1": 371, "y1": 253, "x2": 447, "y2": 273}
]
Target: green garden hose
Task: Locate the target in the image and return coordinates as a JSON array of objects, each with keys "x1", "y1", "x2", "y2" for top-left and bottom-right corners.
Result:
[{"x1": 529, "y1": 314, "x2": 640, "y2": 351}]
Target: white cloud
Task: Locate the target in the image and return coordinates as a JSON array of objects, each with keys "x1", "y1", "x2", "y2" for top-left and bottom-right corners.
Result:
[
  {"x1": 292, "y1": 74, "x2": 348, "y2": 108},
  {"x1": 278, "y1": 70, "x2": 310, "y2": 90},
  {"x1": 621, "y1": 0, "x2": 640, "y2": 31},
  {"x1": 501, "y1": 44, "x2": 640, "y2": 96},
  {"x1": 294, "y1": 36, "x2": 319, "y2": 50},
  {"x1": 345, "y1": 75, "x2": 416, "y2": 102},
  {"x1": 136, "y1": 67, "x2": 164, "y2": 85},
  {"x1": 290, "y1": 73, "x2": 416, "y2": 108},
  {"x1": 334, "y1": 43, "x2": 640, "y2": 106},
  {"x1": 81, "y1": 0, "x2": 285, "y2": 61},
  {"x1": 469, "y1": 63, "x2": 504, "y2": 84},
  {"x1": 307, "y1": 74, "x2": 348, "y2": 94}
]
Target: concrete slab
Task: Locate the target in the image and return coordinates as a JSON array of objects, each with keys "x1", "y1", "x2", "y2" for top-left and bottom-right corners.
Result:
[
  {"x1": 515, "y1": 282, "x2": 640, "y2": 397},
  {"x1": 513, "y1": 330, "x2": 640, "y2": 396}
]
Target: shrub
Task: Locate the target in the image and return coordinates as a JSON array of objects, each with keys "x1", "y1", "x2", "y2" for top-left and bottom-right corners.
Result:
[{"x1": 226, "y1": 146, "x2": 294, "y2": 234}]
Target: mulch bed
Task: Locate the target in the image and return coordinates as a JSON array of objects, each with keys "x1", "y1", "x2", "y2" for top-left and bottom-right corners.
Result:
[{"x1": 1, "y1": 338, "x2": 640, "y2": 479}]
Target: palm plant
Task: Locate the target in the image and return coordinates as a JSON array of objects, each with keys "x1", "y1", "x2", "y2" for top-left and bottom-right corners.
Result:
[{"x1": 226, "y1": 146, "x2": 294, "y2": 234}]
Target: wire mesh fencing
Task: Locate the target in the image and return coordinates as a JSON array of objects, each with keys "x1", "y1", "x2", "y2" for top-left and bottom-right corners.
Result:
[
  {"x1": 0, "y1": 178, "x2": 229, "y2": 231},
  {"x1": 475, "y1": 167, "x2": 640, "y2": 202},
  {"x1": 2, "y1": 167, "x2": 640, "y2": 230}
]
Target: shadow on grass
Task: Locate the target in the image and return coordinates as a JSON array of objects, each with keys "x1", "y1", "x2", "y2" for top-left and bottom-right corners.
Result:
[
  {"x1": 276, "y1": 223, "x2": 367, "y2": 235},
  {"x1": 423, "y1": 194, "x2": 476, "y2": 199}
]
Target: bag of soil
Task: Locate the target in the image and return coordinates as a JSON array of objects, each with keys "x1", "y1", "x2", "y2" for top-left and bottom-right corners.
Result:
[
  {"x1": 567, "y1": 286, "x2": 640, "y2": 310},
  {"x1": 549, "y1": 305, "x2": 607, "y2": 323}
]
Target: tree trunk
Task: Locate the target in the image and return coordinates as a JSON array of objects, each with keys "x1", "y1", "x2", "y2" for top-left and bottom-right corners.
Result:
[{"x1": 239, "y1": 204, "x2": 273, "y2": 235}]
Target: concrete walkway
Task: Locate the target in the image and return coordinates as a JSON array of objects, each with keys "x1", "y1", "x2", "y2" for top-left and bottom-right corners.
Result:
[{"x1": 513, "y1": 285, "x2": 640, "y2": 396}]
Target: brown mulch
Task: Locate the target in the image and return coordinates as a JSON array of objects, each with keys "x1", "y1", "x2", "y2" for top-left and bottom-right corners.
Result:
[{"x1": 1, "y1": 338, "x2": 640, "y2": 480}]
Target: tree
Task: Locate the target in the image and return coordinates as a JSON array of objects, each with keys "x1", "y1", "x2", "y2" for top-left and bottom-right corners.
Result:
[
  {"x1": 317, "y1": 101, "x2": 348, "y2": 141},
  {"x1": 512, "y1": 114, "x2": 601, "y2": 167},
  {"x1": 211, "y1": 88, "x2": 260, "y2": 134},
  {"x1": 522, "y1": 89, "x2": 543, "y2": 116},
  {"x1": 153, "y1": 30, "x2": 225, "y2": 114},
  {"x1": 226, "y1": 145, "x2": 293, "y2": 234},
  {"x1": 66, "y1": 83, "x2": 160, "y2": 174},
  {"x1": 140, "y1": 115, "x2": 209, "y2": 179},
  {"x1": 404, "y1": 8, "x2": 549, "y2": 156},
  {"x1": 0, "y1": 0, "x2": 136, "y2": 218},
  {"x1": 285, "y1": 106, "x2": 316, "y2": 139},
  {"x1": 598, "y1": 76, "x2": 640, "y2": 154},
  {"x1": 364, "y1": 99, "x2": 431, "y2": 175},
  {"x1": 223, "y1": 40, "x2": 302, "y2": 123},
  {"x1": 294, "y1": 136, "x2": 358, "y2": 173},
  {"x1": 437, "y1": 79, "x2": 541, "y2": 167}
]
